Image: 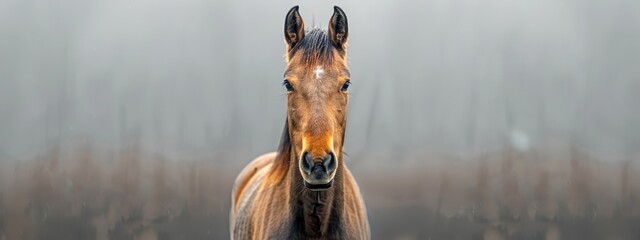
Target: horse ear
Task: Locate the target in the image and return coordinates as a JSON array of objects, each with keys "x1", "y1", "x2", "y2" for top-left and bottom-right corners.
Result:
[
  {"x1": 284, "y1": 6, "x2": 305, "y2": 49},
  {"x1": 328, "y1": 6, "x2": 348, "y2": 49}
]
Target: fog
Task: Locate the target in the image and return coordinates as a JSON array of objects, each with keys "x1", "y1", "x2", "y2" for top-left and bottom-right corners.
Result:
[{"x1": 1, "y1": 0, "x2": 639, "y2": 239}]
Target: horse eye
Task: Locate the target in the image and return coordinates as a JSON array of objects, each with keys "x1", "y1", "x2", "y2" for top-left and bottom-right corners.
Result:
[
  {"x1": 283, "y1": 80, "x2": 294, "y2": 92},
  {"x1": 341, "y1": 80, "x2": 351, "y2": 91}
]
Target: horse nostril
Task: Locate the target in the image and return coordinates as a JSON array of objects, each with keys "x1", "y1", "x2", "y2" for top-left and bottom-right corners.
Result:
[
  {"x1": 301, "y1": 152, "x2": 314, "y2": 174},
  {"x1": 322, "y1": 152, "x2": 336, "y2": 173},
  {"x1": 302, "y1": 152, "x2": 336, "y2": 177}
]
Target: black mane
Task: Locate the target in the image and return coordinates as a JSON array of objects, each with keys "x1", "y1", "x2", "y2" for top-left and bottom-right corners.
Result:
[{"x1": 290, "y1": 28, "x2": 335, "y2": 64}]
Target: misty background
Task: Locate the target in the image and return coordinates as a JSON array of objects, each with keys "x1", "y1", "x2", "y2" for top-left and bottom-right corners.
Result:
[{"x1": 1, "y1": 0, "x2": 639, "y2": 239}]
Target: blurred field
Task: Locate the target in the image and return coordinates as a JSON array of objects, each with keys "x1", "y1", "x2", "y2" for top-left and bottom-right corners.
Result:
[{"x1": 1, "y1": 144, "x2": 638, "y2": 240}]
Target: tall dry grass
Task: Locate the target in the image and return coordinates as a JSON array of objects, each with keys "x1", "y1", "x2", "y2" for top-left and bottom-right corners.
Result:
[{"x1": 0, "y1": 144, "x2": 639, "y2": 239}]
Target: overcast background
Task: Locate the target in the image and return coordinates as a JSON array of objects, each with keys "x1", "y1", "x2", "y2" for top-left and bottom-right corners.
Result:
[
  {"x1": 2, "y1": 0, "x2": 639, "y2": 160},
  {"x1": 1, "y1": 0, "x2": 639, "y2": 239}
]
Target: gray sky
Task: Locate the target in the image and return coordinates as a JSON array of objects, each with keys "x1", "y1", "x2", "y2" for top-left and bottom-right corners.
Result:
[{"x1": 1, "y1": 0, "x2": 639, "y2": 162}]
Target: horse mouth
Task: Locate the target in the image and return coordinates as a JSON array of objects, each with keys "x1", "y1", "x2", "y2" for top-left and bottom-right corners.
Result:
[{"x1": 304, "y1": 180, "x2": 333, "y2": 191}]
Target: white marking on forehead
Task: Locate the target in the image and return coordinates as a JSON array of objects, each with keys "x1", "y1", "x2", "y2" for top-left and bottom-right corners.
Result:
[{"x1": 314, "y1": 66, "x2": 324, "y2": 79}]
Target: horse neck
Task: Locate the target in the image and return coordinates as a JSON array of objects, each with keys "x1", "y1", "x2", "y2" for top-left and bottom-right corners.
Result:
[
  {"x1": 272, "y1": 118, "x2": 346, "y2": 237},
  {"x1": 288, "y1": 152, "x2": 344, "y2": 238}
]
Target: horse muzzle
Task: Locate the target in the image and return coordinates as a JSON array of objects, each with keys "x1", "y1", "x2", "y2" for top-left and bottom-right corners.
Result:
[{"x1": 300, "y1": 152, "x2": 336, "y2": 191}]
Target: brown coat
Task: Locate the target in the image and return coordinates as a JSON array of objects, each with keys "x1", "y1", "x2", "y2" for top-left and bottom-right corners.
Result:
[{"x1": 230, "y1": 6, "x2": 369, "y2": 240}]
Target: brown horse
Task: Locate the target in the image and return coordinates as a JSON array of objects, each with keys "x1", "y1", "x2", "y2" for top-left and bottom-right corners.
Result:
[{"x1": 230, "y1": 6, "x2": 370, "y2": 240}]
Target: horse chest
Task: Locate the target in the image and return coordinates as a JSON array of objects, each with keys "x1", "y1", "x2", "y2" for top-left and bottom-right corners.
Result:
[{"x1": 235, "y1": 197, "x2": 347, "y2": 239}]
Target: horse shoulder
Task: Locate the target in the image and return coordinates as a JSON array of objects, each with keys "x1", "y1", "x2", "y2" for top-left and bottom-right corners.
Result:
[
  {"x1": 341, "y1": 167, "x2": 371, "y2": 239},
  {"x1": 232, "y1": 152, "x2": 295, "y2": 240},
  {"x1": 231, "y1": 152, "x2": 276, "y2": 214}
]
